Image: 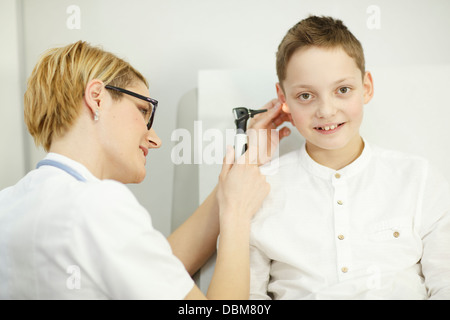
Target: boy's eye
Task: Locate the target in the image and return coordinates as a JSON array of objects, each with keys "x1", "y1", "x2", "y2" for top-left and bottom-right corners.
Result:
[
  {"x1": 338, "y1": 87, "x2": 351, "y2": 94},
  {"x1": 299, "y1": 93, "x2": 312, "y2": 101}
]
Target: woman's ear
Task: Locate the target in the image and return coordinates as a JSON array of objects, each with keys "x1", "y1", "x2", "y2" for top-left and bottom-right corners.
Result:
[
  {"x1": 276, "y1": 82, "x2": 290, "y2": 113},
  {"x1": 363, "y1": 71, "x2": 374, "y2": 104},
  {"x1": 83, "y1": 79, "x2": 105, "y2": 117}
]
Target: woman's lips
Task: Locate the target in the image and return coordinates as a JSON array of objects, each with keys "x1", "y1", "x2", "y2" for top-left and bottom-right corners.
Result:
[{"x1": 139, "y1": 146, "x2": 148, "y2": 157}]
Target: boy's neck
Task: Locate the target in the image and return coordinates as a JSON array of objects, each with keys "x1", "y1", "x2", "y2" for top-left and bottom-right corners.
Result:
[{"x1": 305, "y1": 136, "x2": 364, "y2": 171}]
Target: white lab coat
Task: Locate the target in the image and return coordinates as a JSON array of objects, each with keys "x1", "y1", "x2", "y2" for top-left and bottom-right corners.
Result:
[{"x1": 0, "y1": 153, "x2": 194, "y2": 299}]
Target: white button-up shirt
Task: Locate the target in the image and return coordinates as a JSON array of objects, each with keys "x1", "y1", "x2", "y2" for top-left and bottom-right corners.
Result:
[
  {"x1": 250, "y1": 141, "x2": 450, "y2": 299},
  {"x1": 0, "y1": 153, "x2": 194, "y2": 299}
]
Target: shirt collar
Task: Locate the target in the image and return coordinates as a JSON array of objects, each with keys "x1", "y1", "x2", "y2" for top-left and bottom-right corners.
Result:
[
  {"x1": 44, "y1": 153, "x2": 100, "y2": 182},
  {"x1": 299, "y1": 138, "x2": 372, "y2": 180}
]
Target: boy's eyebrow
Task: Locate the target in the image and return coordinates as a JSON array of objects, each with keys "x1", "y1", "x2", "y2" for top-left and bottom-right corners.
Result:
[
  {"x1": 333, "y1": 77, "x2": 356, "y2": 85},
  {"x1": 290, "y1": 77, "x2": 357, "y2": 89}
]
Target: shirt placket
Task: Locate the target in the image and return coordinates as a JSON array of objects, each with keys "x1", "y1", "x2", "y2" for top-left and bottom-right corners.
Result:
[{"x1": 332, "y1": 172, "x2": 353, "y2": 281}]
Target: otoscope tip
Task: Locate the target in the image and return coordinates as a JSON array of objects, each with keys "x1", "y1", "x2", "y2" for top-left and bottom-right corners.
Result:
[{"x1": 249, "y1": 109, "x2": 268, "y2": 117}]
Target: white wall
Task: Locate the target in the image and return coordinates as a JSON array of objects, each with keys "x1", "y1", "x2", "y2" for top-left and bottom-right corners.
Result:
[
  {"x1": 0, "y1": 0, "x2": 26, "y2": 188},
  {"x1": 1, "y1": 0, "x2": 450, "y2": 237}
]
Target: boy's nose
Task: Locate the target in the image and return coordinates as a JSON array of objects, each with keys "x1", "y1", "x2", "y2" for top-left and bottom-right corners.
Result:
[{"x1": 316, "y1": 98, "x2": 338, "y2": 119}]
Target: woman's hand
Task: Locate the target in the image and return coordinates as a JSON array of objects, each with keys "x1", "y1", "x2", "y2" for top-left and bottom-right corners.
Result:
[
  {"x1": 207, "y1": 146, "x2": 270, "y2": 299},
  {"x1": 216, "y1": 146, "x2": 270, "y2": 225},
  {"x1": 247, "y1": 99, "x2": 292, "y2": 165}
]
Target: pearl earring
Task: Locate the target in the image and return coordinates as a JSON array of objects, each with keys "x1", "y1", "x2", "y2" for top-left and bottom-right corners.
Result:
[{"x1": 94, "y1": 109, "x2": 99, "y2": 121}]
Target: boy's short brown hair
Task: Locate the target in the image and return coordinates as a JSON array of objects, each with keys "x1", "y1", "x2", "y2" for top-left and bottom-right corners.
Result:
[
  {"x1": 24, "y1": 41, "x2": 148, "y2": 151},
  {"x1": 276, "y1": 16, "x2": 365, "y2": 87}
]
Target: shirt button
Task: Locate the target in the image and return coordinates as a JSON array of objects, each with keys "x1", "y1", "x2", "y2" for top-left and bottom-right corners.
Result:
[
  {"x1": 337, "y1": 200, "x2": 344, "y2": 205},
  {"x1": 393, "y1": 231, "x2": 400, "y2": 238},
  {"x1": 341, "y1": 267, "x2": 349, "y2": 273},
  {"x1": 338, "y1": 234, "x2": 345, "y2": 240},
  {"x1": 335, "y1": 173, "x2": 341, "y2": 179}
]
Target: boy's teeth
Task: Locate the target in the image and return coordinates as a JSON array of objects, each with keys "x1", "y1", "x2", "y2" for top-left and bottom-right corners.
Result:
[{"x1": 321, "y1": 125, "x2": 336, "y2": 131}]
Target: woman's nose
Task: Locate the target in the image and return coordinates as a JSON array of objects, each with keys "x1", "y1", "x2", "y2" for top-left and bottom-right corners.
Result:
[{"x1": 147, "y1": 128, "x2": 162, "y2": 149}]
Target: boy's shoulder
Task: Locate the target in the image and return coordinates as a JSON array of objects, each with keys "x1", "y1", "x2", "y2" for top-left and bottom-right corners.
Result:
[
  {"x1": 369, "y1": 143, "x2": 429, "y2": 170},
  {"x1": 366, "y1": 142, "x2": 449, "y2": 187},
  {"x1": 260, "y1": 148, "x2": 301, "y2": 177}
]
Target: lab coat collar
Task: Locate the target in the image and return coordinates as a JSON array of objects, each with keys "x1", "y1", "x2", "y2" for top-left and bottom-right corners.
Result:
[{"x1": 43, "y1": 153, "x2": 101, "y2": 182}]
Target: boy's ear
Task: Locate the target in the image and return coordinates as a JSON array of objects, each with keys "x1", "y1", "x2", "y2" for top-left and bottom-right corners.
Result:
[
  {"x1": 363, "y1": 71, "x2": 374, "y2": 104},
  {"x1": 83, "y1": 79, "x2": 105, "y2": 115},
  {"x1": 276, "y1": 83, "x2": 290, "y2": 113}
]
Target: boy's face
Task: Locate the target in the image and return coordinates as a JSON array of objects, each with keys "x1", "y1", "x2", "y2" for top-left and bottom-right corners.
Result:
[{"x1": 277, "y1": 46, "x2": 373, "y2": 154}]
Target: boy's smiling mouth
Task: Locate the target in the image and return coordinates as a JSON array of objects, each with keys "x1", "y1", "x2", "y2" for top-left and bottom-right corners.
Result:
[{"x1": 314, "y1": 122, "x2": 345, "y2": 133}]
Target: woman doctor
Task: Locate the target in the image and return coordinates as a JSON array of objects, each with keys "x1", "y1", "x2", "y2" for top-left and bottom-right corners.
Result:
[{"x1": 0, "y1": 41, "x2": 273, "y2": 299}]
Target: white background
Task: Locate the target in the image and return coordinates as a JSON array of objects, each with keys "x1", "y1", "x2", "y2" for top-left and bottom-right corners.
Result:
[{"x1": 1, "y1": 0, "x2": 450, "y2": 238}]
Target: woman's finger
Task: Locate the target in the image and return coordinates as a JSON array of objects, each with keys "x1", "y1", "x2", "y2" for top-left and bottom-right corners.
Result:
[{"x1": 220, "y1": 145, "x2": 235, "y2": 177}]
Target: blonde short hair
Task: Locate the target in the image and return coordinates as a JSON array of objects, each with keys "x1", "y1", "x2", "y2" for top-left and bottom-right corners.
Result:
[
  {"x1": 24, "y1": 41, "x2": 148, "y2": 151},
  {"x1": 276, "y1": 16, "x2": 365, "y2": 87}
]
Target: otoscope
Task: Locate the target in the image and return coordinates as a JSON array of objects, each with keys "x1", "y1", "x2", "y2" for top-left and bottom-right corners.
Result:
[{"x1": 233, "y1": 107, "x2": 268, "y2": 161}]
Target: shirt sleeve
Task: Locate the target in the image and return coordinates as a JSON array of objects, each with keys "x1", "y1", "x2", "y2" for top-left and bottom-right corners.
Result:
[
  {"x1": 249, "y1": 244, "x2": 272, "y2": 300},
  {"x1": 418, "y1": 164, "x2": 450, "y2": 299},
  {"x1": 249, "y1": 166, "x2": 286, "y2": 300},
  {"x1": 71, "y1": 180, "x2": 194, "y2": 300}
]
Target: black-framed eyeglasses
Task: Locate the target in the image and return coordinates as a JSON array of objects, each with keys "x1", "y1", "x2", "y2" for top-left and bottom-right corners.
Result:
[{"x1": 105, "y1": 85, "x2": 158, "y2": 130}]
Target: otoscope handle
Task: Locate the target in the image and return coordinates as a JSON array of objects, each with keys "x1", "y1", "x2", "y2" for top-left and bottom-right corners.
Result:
[
  {"x1": 234, "y1": 131, "x2": 248, "y2": 161},
  {"x1": 232, "y1": 107, "x2": 268, "y2": 161}
]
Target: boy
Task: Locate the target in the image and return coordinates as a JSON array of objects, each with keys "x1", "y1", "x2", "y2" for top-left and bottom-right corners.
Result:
[{"x1": 249, "y1": 16, "x2": 450, "y2": 299}]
